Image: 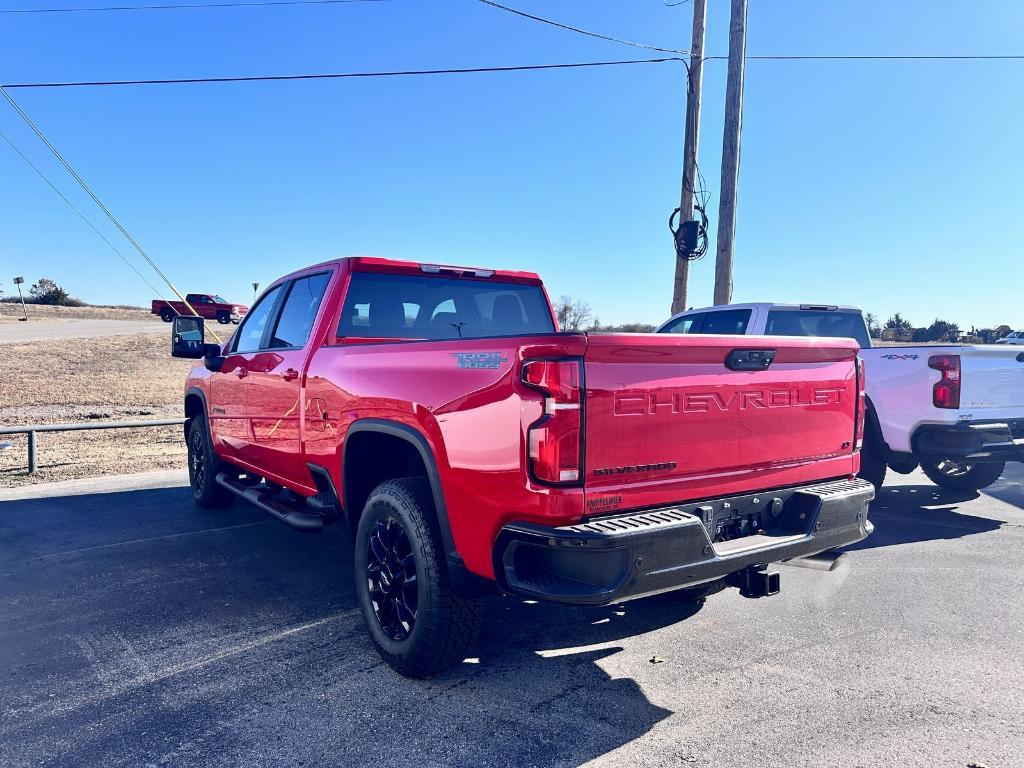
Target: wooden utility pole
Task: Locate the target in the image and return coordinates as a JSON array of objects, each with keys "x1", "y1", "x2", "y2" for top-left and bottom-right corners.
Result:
[
  {"x1": 670, "y1": 0, "x2": 707, "y2": 316},
  {"x1": 713, "y1": 0, "x2": 748, "y2": 306}
]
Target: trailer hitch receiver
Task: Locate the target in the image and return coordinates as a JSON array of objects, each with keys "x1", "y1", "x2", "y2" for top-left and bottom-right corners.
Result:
[{"x1": 728, "y1": 564, "x2": 781, "y2": 598}]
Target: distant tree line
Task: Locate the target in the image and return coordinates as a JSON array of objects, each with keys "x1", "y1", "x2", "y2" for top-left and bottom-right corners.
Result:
[{"x1": 866, "y1": 312, "x2": 1014, "y2": 343}]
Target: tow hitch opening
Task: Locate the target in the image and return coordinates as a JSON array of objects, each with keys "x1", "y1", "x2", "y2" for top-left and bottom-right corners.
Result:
[{"x1": 729, "y1": 564, "x2": 781, "y2": 598}]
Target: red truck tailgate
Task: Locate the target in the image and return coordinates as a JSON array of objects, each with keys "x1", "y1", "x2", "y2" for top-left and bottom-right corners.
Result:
[{"x1": 583, "y1": 334, "x2": 860, "y2": 511}]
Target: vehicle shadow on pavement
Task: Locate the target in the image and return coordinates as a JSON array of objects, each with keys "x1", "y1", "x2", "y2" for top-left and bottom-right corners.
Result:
[
  {"x1": 981, "y1": 480, "x2": 1024, "y2": 511},
  {"x1": 844, "y1": 484, "x2": 1003, "y2": 551},
  {"x1": 374, "y1": 595, "x2": 700, "y2": 766},
  {"x1": 0, "y1": 486, "x2": 694, "y2": 768}
]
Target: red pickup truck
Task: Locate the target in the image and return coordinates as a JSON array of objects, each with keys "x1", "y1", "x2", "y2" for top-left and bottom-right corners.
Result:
[
  {"x1": 171, "y1": 257, "x2": 874, "y2": 677},
  {"x1": 153, "y1": 293, "x2": 248, "y2": 324}
]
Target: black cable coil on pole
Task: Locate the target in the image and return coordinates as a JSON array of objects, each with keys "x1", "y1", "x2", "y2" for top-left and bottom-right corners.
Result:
[{"x1": 669, "y1": 202, "x2": 708, "y2": 261}]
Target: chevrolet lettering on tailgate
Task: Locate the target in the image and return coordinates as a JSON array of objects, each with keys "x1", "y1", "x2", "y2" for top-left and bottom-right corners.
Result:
[{"x1": 612, "y1": 386, "x2": 845, "y2": 416}]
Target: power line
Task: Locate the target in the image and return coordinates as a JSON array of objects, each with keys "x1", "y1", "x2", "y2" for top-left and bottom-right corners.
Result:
[
  {"x1": 706, "y1": 54, "x2": 1024, "y2": 61},
  {"x1": 0, "y1": 0, "x2": 388, "y2": 14},
  {"x1": 5, "y1": 53, "x2": 1020, "y2": 91},
  {"x1": 0, "y1": 58, "x2": 683, "y2": 89},
  {"x1": 0, "y1": 128, "x2": 168, "y2": 299},
  {"x1": 0, "y1": 87, "x2": 178, "y2": 290},
  {"x1": 0, "y1": 86, "x2": 221, "y2": 339},
  {"x1": 475, "y1": 0, "x2": 686, "y2": 55}
]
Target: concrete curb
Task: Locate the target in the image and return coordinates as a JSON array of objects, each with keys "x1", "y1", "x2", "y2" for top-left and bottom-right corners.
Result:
[{"x1": 0, "y1": 469, "x2": 188, "y2": 502}]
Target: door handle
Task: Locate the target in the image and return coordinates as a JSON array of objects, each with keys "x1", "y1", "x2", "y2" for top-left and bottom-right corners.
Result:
[
  {"x1": 725, "y1": 349, "x2": 776, "y2": 371},
  {"x1": 281, "y1": 368, "x2": 299, "y2": 382},
  {"x1": 234, "y1": 368, "x2": 248, "y2": 379}
]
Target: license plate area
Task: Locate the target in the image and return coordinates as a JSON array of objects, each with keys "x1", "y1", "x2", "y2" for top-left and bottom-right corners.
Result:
[{"x1": 692, "y1": 490, "x2": 795, "y2": 543}]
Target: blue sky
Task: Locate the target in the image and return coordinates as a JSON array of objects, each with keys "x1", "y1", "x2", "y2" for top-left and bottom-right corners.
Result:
[{"x1": 1, "y1": 0, "x2": 1022, "y2": 329}]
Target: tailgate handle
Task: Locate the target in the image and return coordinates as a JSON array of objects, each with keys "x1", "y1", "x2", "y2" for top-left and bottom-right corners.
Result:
[{"x1": 726, "y1": 349, "x2": 776, "y2": 371}]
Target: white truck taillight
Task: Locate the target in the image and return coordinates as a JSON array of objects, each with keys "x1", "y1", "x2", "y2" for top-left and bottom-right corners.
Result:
[
  {"x1": 855, "y1": 356, "x2": 866, "y2": 450},
  {"x1": 522, "y1": 358, "x2": 584, "y2": 485},
  {"x1": 928, "y1": 354, "x2": 961, "y2": 409}
]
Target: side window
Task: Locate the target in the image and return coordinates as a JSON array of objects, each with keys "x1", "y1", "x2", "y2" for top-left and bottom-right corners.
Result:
[
  {"x1": 350, "y1": 302, "x2": 369, "y2": 327},
  {"x1": 431, "y1": 298, "x2": 457, "y2": 320},
  {"x1": 233, "y1": 284, "x2": 285, "y2": 353},
  {"x1": 268, "y1": 273, "x2": 332, "y2": 349},
  {"x1": 660, "y1": 313, "x2": 704, "y2": 334},
  {"x1": 700, "y1": 309, "x2": 751, "y2": 335},
  {"x1": 344, "y1": 301, "x2": 417, "y2": 330}
]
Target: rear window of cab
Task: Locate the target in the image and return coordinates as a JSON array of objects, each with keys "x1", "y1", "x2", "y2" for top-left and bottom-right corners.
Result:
[{"x1": 338, "y1": 272, "x2": 555, "y2": 340}]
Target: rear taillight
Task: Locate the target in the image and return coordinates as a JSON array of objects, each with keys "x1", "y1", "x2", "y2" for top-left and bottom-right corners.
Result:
[
  {"x1": 855, "y1": 356, "x2": 866, "y2": 450},
  {"x1": 522, "y1": 359, "x2": 584, "y2": 485},
  {"x1": 929, "y1": 354, "x2": 961, "y2": 409}
]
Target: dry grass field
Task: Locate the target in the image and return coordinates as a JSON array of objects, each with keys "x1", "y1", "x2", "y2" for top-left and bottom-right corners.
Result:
[
  {"x1": 0, "y1": 333, "x2": 192, "y2": 487},
  {"x1": 0, "y1": 303, "x2": 158, "y2": 323}
]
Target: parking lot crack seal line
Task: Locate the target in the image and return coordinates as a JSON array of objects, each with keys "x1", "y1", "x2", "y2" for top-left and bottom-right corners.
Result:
[
  {"x1": 128, "y1": 611, "x2": 359, "y2": 686},
  {"x1": 4, "y1": 610, "x2": 360, "y2": 731}
]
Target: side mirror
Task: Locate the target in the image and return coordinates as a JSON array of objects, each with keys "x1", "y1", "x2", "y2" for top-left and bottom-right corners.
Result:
[{"x1": 171, "y1": 316, "x2": 221, "y2": 360}]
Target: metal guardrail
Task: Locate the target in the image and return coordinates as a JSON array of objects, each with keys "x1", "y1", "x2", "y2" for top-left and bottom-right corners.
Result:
[{"x1": 0, "y1": 419, "x2": 185, "y2": 474}]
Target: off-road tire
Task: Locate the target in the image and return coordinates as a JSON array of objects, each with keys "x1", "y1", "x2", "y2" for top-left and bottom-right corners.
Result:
[
  {"x1": 160, "y1": 308, "x2": 175, "y2": 322},
  {"x1": 887, "y1": 455, "x2": 920, "y2": 475},
  {"x1": 857, "y1": 436, "x2": 887, "y2": 492},
  {"x1": 187, "y1": 414, "x2": 233, "y2": 508},
  {"x1": 920, "y1": 459, "x2": 1005, "y2": 493},
  {"x1": 354, "y1": 477, "x2": 482, "y2": 678},
  {"x1": 216, "y1": 311, "x2": 231, "y2": 325}
]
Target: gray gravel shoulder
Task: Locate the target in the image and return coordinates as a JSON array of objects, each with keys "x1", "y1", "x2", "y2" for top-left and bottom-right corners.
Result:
[{"x1": 0, "y1": 319, "x2": 166, "y2": 344}]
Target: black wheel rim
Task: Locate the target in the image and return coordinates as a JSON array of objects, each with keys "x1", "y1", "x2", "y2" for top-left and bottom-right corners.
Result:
[
  {"x1": 366, "y1": 516, "x2": 418, "y2": 641},
  {"x1": 190, "y1": 428, "x2": 206, "y2": 492},
  {"x1": 936, "y1": 459, "x2": 971, "y2": 477}
]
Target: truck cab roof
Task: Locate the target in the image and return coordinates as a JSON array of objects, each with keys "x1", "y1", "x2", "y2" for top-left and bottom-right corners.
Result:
[
  {"x1": 662, "y1": 301, "x2": 864, "y2": 320},
  {"x1": 274, "y1": 256, "x2": 544, "y2": 287}
]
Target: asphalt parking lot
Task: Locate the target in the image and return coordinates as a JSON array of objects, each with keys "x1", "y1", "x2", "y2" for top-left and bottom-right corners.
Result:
[{"x1": 2, "y1": 467, "x2": 1023, "y2": 768}]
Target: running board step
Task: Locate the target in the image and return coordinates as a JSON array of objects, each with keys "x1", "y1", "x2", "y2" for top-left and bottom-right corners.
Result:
[{"x1": 215, "y1": 472, "x2": 323, "y2": 532}]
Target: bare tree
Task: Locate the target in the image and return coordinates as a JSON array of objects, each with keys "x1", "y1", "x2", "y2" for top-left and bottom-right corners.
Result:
[
  {"x1": 555, "y1": 295, "x2": 592, "y2": 331},
  {"x1": 864, "y1": 312, "x2": 881, "y2": 339}
]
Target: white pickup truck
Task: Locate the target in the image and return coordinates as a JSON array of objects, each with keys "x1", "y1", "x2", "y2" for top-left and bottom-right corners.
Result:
[{"x1": 656, "y1": 303, "x2": 1024, "y2": 492}]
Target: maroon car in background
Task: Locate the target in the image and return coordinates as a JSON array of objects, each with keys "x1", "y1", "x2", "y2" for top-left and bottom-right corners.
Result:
[{"x1": 153, "y1": 293, "x2": 248, "y2": 324}]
